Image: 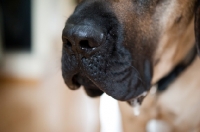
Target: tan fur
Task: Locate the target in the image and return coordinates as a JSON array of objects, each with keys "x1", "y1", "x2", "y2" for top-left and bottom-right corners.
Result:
[
  {"x1": 118, "y1": 0, "x2": 200, "y2": 131},
  {"x1": 119, "y1": 57, "x2": 200, "y2": 131},
  {"x1": 119, "y1": 90, "x2": 157, "y2": 132},
  {"x1": 111, "y1": 0, "x2": 196, "y2": 84},
  {"x1": 156, "y1": 57, "x2": 200, "y2": 131},
  {"x1": 74, "y1": 0, "x2": 199, "y2": 131},
  {"x1": 152, "y1": 0, "x2": 196, "y2": 83}
]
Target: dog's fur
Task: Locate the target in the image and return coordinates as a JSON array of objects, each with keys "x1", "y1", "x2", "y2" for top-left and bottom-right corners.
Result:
[{"x1": 62, "y1": 0, "x2": 200, "y2": 131}]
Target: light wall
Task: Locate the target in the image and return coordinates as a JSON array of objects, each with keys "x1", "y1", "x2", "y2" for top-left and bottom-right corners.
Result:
[{"x1": 0, "y1": 0, "x2": 76, "y2": 79}]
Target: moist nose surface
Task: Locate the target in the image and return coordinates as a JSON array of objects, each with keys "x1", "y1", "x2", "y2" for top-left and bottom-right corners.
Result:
[{"x1": 62, "y1": 24, "x2": 105, "y2": 57}]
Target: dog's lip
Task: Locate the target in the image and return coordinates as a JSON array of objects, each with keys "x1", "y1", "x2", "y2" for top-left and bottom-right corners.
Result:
[
  {"x1": 70, "y1": 72, "x2": 99, "y2": 89},
  {"x1": 69, "y1": 69, "x2": 145, "y2": 100},
  {"x1": 66, "y1": 63, "x2": 148, "y2": 101},
  {"x1": 68, "y1": 75, "x2": 148, "y2": 103}
]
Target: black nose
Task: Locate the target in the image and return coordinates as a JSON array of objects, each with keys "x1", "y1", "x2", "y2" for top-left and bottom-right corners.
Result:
[{"x1": 62, "y1": 24, "x2": 105, "y2": 56}]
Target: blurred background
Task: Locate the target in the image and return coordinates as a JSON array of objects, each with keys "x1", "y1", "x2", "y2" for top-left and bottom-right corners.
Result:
[
  {"x1": 0, "y1": 1, "x2": 169, "y2": 132},
  {"x1": 1, "y1": 0, "x2": 200, "y2": 131},
  {"x1": 0, "y1": 0, "x2": 105, "y2": 132}
]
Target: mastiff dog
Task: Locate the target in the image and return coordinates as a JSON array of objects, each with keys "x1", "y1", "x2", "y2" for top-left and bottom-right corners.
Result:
[{"x1": 62, "y1": 0, "x2": 200, "y2": 130}]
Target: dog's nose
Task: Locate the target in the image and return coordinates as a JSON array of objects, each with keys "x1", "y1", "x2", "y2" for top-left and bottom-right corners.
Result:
[{"x1": 63, "y1": 24, "x2": 105, "y2": 55}]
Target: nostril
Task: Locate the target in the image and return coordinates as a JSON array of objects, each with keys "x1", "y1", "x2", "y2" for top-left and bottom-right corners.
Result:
[
  {"x1": 79, "y1": 40, "x2": 93, "y2": 49},
  {"x1": 63, "y1": 24, "x2": 105, "y2": 53}
]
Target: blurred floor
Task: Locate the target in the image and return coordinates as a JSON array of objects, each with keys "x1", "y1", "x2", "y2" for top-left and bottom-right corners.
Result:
[{"x1": 0, "y1": 71, "x2": 100, "y2": 132}]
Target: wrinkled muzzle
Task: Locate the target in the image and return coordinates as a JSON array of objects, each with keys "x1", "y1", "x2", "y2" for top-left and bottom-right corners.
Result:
[{"x1": 62, "y1": 1, "x2": 152, "y2": 103}]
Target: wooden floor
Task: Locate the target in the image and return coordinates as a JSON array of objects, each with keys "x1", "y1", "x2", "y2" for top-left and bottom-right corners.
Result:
[{"x1": 0, "y1": 71, "x2": 101, "y2": 132}]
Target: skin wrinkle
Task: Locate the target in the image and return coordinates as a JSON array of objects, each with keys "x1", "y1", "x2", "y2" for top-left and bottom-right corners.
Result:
[
  {"x1": 107, "y1": 0, "x2": 158, "y2": 98},
  {"x1": 110, "y1": 0, "x2": 158, "y2": 87}
]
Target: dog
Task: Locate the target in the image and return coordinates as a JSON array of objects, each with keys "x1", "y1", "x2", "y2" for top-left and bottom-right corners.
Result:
[{"x1": 62, "y1": 0, "x2": 200, "y2": 131}]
